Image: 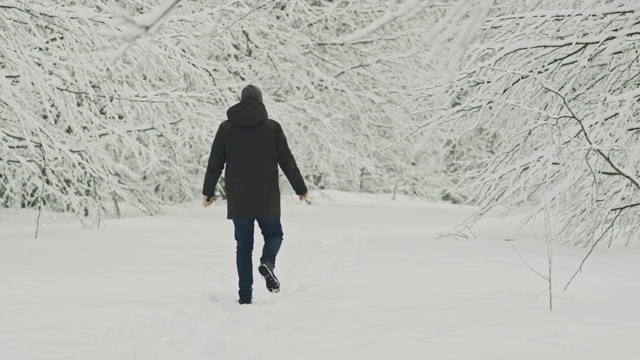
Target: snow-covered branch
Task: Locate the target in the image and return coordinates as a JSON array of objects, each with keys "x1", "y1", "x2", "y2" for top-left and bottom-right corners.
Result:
[
  {"x1": 97, "y1": 0, "x2": 182, "y2": 59},
  {"x1": 422, "y1": 0, "x2": 640, "y2": 246}
]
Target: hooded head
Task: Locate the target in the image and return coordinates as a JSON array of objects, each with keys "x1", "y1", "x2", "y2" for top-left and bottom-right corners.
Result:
[
  {"x1": 227, "y1": 85, "x2": 268, "y2": 127},
  {"x1": 240, "y1": 85, "x2": 263, "y2": 103}
]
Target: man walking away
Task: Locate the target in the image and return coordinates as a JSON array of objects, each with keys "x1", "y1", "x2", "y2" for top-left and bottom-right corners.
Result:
[{"x1": 202, "y1": 85, "x2": 308, "y2": 305}]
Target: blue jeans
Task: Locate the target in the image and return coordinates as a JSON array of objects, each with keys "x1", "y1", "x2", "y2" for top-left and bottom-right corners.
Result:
[{"x1": 233, "y1": 218, "x2": 283, "y2": 296}]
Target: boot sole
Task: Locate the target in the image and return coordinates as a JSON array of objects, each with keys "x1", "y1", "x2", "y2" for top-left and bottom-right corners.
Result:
[{"x1": 258, "y1": 264, "x2": 280, "y2": 293}]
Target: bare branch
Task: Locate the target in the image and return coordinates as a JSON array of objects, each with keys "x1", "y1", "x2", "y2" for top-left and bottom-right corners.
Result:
[
  {"x1": 540, "y1": 84, "x2": 640, "y2": 190},
  {"x1": 512, "y1": 243, "x2": 548, "y2": 281},
  {"x1": 564, "y1": 210, "x2": 622, "y2": 290},
  {"x1": 611, "y1": 203, "x2": 640, "y2": 212}
]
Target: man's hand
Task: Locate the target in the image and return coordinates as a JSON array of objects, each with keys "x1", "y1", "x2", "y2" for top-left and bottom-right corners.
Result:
[
  {"x1": 202, "y1": 195, "x2": 215, "y2": 207},
  {"x1": 299, "y1": 193, "x2": 309, "y2": 201}
]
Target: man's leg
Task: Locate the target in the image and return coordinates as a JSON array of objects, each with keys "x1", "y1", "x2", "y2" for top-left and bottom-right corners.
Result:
[
  {"x1": 233, "y1": 218, "x2": 255, "y2": 301},
  {"x1": 256, "y1": 217, "x2": 283, "y2": 266},
  {"x1": 256, "y1": 218, "x2": 283, "y2": 293}
]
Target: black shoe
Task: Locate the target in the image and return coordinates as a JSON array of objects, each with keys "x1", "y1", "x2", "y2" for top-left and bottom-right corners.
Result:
[
  {"x1": 238, "y1": 293, "x2": 252, "y2": 305},
  {"x1": 258, "y1": 262, "x2": 280, "y2": 293}
]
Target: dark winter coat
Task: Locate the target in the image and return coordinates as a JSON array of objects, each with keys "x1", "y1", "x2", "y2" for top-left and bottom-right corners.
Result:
[{"x1": 202, "y1": 100, "x2": 307, "y2": 219}]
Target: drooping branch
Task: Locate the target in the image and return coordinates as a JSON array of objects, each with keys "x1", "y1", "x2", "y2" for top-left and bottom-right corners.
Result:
[{"x1": 540, "y1": 83, "x2": 640, "y2": 191}]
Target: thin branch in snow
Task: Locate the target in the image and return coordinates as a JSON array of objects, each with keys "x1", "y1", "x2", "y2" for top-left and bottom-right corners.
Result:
[
  {"x1": 564, "y1": 210, "x2": 622, "y2": 291},
  {"x1": 512, "y1": 243, "x2": 548, "y2": 281},
  {"x1": 611, "y1": 203, "x2": 640, "y2": 212}
]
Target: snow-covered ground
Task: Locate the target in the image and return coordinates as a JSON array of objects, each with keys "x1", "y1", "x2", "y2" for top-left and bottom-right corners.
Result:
[{"x1": 1, "y1": 191, "x2": 639, "y2": 360}]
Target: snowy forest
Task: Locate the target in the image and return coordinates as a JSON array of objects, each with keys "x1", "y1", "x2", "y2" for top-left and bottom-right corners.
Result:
[{"x1": 1, "y1": 0, "x2": 639, "y2": 246}]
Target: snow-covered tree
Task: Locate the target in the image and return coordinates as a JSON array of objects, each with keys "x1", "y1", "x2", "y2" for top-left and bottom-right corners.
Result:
[
  {"x1": 1, "y1": 0, "x2": 456, "y2": 225},
  {"x1": 0, "y1": 1, "x2": 213, "y2": 224},
  {"x1": 425, "y1": 0, "x2": 640, "y2": 245}
]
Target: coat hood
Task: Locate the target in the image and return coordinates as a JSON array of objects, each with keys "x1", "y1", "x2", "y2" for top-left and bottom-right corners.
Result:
[{"x1": 226, "y1": 100, "x2": 268, "y2": 127}]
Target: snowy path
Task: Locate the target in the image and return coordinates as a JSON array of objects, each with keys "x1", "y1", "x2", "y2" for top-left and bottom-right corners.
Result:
[{"x1": 1, "y1": 192, "x2": 639, "y2": 360}]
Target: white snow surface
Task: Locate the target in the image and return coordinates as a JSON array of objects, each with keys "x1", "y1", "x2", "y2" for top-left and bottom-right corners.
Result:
[{"x1": 1, "y1": 191, "x2": 639, "y2": 360}]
